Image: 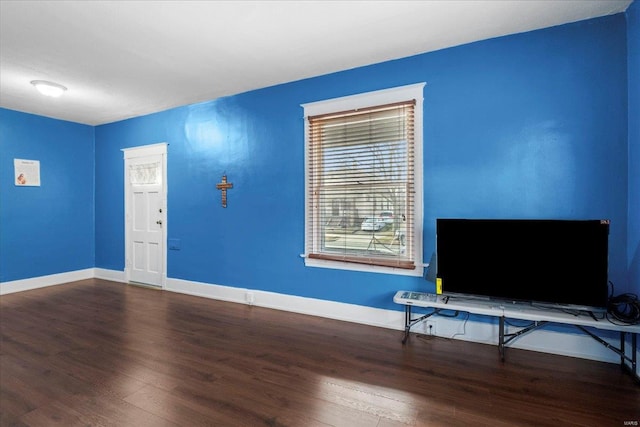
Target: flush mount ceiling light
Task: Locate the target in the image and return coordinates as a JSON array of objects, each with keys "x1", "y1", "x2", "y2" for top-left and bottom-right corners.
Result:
[{"x1": 30, "y1": 80, "x2": 67, "y2": 97}]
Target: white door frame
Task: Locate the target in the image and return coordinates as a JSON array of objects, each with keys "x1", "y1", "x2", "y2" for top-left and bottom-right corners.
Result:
[{"x1": 122, "y1": 143, "x2": 168, "y2": 288}]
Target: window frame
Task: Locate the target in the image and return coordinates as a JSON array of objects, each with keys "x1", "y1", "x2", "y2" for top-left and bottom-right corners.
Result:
[{"x1": 302, "y1": 83, "x2": 425, "y2": 276}]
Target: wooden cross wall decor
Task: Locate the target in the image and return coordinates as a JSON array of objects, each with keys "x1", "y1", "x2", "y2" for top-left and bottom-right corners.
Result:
[{"x1": 216, "y1": 174, "x2": 233, "y2": 208}]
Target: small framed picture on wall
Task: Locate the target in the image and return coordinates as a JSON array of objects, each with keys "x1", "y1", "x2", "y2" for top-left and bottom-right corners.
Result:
[{"x1": 14, "y1": 159, "x2": 41, "y2": 187}]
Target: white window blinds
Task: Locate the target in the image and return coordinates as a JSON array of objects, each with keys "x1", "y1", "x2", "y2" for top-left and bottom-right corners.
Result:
[{"x1": 306, "y1": 100, "x2": 416, "y2": 269}]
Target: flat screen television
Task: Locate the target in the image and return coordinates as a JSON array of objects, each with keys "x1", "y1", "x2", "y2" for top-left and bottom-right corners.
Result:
[{"x1": 435, "y1": 218, "x2": 610, "y2": 310}]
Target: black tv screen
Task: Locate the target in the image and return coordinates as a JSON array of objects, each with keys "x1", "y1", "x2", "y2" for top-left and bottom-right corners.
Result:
[{"x1": 436, "y1": 219, "x2": 610, "y2": 309}]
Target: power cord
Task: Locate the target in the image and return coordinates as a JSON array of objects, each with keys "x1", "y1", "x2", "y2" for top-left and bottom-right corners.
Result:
[{"x1": 607, "y1": 282, "x2": 640, "y2": 325}]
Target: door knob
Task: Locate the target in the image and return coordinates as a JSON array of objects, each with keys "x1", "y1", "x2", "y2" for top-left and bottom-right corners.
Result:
[{"x1": 156, "y1": 220, "x2": 162, "y2": 225}]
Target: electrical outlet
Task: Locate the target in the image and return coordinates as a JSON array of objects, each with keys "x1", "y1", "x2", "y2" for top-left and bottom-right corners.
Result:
[
  {"x1": 245, "y1": 292, "x2": 255, "y2": 305},
  {"x1": 425, "y1": 320, "x2": 436, "y2": 336},
  {"x1": 168, "y1": 238, "x2": 181, "y2": 250}
]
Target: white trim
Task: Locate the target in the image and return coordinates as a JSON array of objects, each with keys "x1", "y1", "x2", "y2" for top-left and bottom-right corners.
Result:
[
  {"x1": 0, "y1": 268, "x2": 94, "y2": 295},
  {"x1": 122, "y1": 143, "x2": 168, "y2": 289},
  {"x1": 2, "y1": 268, "x2": 637, "y2": 367},
  {"x1": 301, "y1": 83, "x2": 426, "y2": 116},
  {"x1": 165, "y1": 277, "x2": 404, "y2": 330},
  {"x1": 303, "y1": 257, "x2": 424, "y2": 276},
  {"x1": 302, "y1": 83, "x2": 426, "y2": 277},
  {"x1": 94, "y1": 268, "x2": 127, "y2": 283},
  {"x1": 413, "y1": 311, "x2": 625, "y2": 364},
  {"x1": 122, "y1": 142, "x2": 168, "y2": 159}
]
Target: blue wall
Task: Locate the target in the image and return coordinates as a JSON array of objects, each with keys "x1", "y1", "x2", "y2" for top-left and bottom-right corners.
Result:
[
  {"x1": 0, "y1": 109, "x2": 95, "y2": 282},
  {"x1": 94, "y1": 13, "x2": 631, "y2": 310},
  {"x1": 0, "y1": 12, "x2": 631, "y2": 310},
  {"x1": 628, "y1": 0, "x2": 640, "y2": 295}
]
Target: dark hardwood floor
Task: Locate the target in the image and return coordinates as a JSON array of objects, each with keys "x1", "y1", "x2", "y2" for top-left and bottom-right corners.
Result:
[{"x1": 1, "y1": 279, "x2": 638, "y2": 426}]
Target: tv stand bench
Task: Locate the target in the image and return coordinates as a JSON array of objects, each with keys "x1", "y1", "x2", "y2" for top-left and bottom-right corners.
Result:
[{"x1": 393, "y1": 290, "x2": 640, "y2": 384}]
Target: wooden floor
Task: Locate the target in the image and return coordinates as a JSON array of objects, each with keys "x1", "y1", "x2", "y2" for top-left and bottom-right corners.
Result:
[{"x1": 1, "y1": 279, "x2": 638, "y2": 427}]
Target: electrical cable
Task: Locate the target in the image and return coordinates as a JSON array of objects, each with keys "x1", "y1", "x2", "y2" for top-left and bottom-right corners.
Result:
[
  {"x1": 606, "y1": 281, "x2": 640, "y2": 325},
  {"x1": 607, "y1": 293, "x2": 640, "y2": 325},
  {"x1": 504, "y1": 318, "x2": 535, "y2": 328}
]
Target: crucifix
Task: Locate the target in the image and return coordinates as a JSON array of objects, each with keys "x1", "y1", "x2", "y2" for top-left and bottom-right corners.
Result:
[{"x1": 216, "y1": 174, "x2": 233, "y2": 208}]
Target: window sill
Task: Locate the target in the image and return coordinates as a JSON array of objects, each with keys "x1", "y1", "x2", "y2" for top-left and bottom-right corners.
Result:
[{"x1": 303, "y1": 255, "x2": 423, "y2": 277}]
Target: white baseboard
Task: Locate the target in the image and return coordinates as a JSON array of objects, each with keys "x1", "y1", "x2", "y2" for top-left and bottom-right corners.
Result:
[
  {"x1": 94, "y1": 268, "x2": 127, "y2": 283},
  {"x1": 0, "y1": 268, "x2": 94, "y2": 295},
  {"x1": 419, "y1": 313, "x2": 625, "y2": 364},
  {"x1": 2, "y1": 268, "x2": 637, "y2": 371},
  {"x1": 165, "y1": 277, "x2": 404, "y2": 331}
]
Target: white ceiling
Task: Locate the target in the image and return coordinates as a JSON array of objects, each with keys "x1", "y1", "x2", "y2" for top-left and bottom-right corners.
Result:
[{"x1": 0, "y1": 0, "x2": 633, "y2": 126}]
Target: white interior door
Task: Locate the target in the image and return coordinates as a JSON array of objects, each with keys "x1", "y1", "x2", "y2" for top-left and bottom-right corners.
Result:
[
  {"x1": 123, "y1": 144, "x2": 167, "y2": 288},
  {"x1": 130, "y1": 177, "x2": 162, "y2": 285}
]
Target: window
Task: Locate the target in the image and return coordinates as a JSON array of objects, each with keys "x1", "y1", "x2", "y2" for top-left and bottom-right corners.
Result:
[
  {"x1": 303, "y1": 83, "x2": 424, "y2": 276},
  {"x1": 129, "y1": 162, "x2": 161, "y2": 185}
]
